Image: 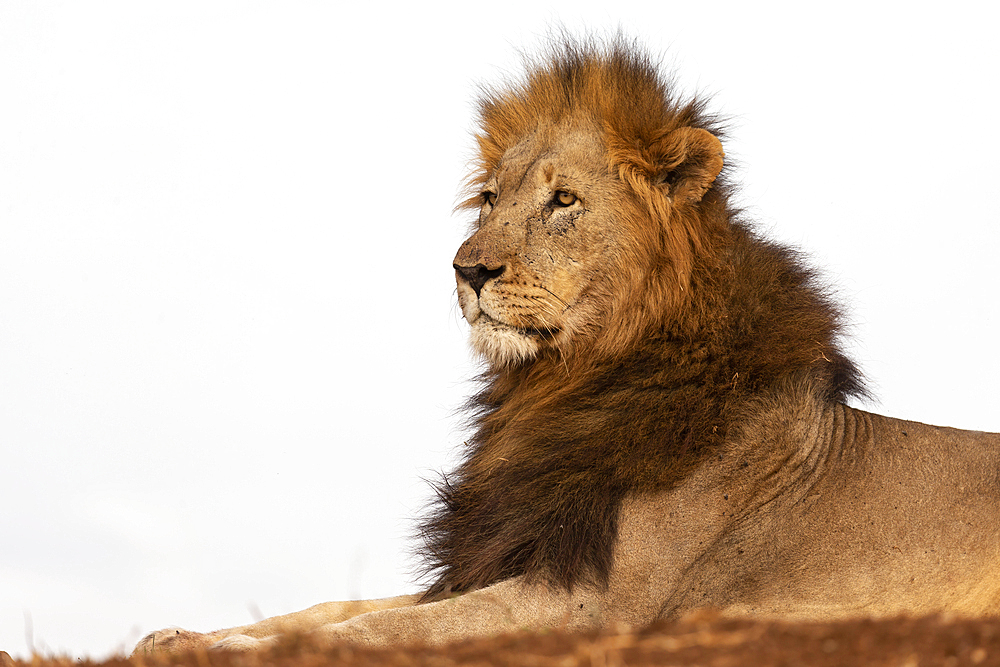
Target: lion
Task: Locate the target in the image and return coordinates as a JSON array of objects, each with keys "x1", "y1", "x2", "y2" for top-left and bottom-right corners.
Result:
[{"x1": 134, "y1": 37, "x2": 1000, "y2": 654}]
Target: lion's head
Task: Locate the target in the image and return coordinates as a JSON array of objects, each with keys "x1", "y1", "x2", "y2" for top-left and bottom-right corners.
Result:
[{"x1": 453, "y1": 40, "x2": 726, "y2": 367}]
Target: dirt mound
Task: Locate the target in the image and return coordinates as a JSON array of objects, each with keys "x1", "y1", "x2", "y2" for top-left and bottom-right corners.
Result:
[{"x1": 6, "y1": 614, "x2": 1000, "y2": 667}]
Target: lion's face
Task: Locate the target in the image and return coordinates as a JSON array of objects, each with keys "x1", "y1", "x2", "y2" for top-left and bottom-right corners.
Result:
[{"x1": 453, "y1": 124, "x2": 628, "y2": 366}]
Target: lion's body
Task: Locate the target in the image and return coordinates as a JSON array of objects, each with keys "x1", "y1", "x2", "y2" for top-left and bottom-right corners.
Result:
[{"x1": 134, "y1": 38, "x2": 1000, "y2": 654}]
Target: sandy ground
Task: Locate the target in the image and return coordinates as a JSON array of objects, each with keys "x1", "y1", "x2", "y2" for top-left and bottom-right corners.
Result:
[{"x1": 4, "y1": 613, "x2": 999, "y2": 667}]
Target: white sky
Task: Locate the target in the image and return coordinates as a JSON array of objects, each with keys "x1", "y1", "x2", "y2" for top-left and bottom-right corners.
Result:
[{"x1": 1, "y1": 1, "x2": 997, "y2": 660}]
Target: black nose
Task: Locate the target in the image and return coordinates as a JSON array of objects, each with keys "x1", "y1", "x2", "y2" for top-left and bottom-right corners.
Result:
[{"x1": 454, "y1": 263, "x2": 505, "y2": 298}]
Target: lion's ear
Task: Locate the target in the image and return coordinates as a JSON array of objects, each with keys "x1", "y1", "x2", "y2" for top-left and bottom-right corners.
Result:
[{"x1": 651, "y1": 127, "x2": 724, "y2": 205}]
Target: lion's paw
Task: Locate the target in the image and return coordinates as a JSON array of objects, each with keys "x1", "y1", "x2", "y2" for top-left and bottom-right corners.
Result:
[
  {"x1": 132, "y1": 628, "x2": 214, "y2": 655},
  {"x1": 210, "y1": 635, "x2": 277, "y2": 652}
]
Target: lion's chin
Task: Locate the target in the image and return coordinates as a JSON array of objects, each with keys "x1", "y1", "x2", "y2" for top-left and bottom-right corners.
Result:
[{"x1": 469, "y1": 316, "x2": 547, "y2": 366}]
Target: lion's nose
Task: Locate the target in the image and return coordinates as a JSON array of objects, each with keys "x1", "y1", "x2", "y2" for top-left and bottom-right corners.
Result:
[{"x1": 454, "y1": 263, "x2": 505, "y2": 298}]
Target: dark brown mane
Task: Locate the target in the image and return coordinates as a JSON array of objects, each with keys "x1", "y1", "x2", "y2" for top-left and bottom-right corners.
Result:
[{"x1": 419, "y1": 38, "x2": 866, "y2": 602}]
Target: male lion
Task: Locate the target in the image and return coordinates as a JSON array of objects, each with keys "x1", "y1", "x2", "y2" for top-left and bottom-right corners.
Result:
[{"x1": 135, "y1": 38, "x2": 1000, "y2": 654}]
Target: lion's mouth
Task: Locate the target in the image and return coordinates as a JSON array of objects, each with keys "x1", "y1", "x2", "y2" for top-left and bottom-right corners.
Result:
[
  {"x1": 520, "y1": 326, "x2": 559, "y2": 339},
  {"x1": 476, "y1": 313, "x2": 559, "y2": 339}
]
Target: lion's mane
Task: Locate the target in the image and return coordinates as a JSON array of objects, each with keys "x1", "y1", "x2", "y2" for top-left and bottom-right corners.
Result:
[{"x1": 419, "y1": 38, "x2": 867, "y2": 601}]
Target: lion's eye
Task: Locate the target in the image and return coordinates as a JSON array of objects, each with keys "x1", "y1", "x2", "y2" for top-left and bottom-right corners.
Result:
[
  {"x1": 482, "y1": 191, "x2": 497, "y2": 207},
  {"x1": 554, "y1": 191, "x2": 577, "y2": 207}
]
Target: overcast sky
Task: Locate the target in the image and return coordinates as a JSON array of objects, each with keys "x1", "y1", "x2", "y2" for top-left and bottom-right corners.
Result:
[{"x1": 1, "y1": 1, "x2": 997, "y2": 659}]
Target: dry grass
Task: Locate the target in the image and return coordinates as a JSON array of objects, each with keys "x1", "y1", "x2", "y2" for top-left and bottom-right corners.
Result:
[{"x1": 5, "y1": 614, "x2": 1000, "y2": 667}]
